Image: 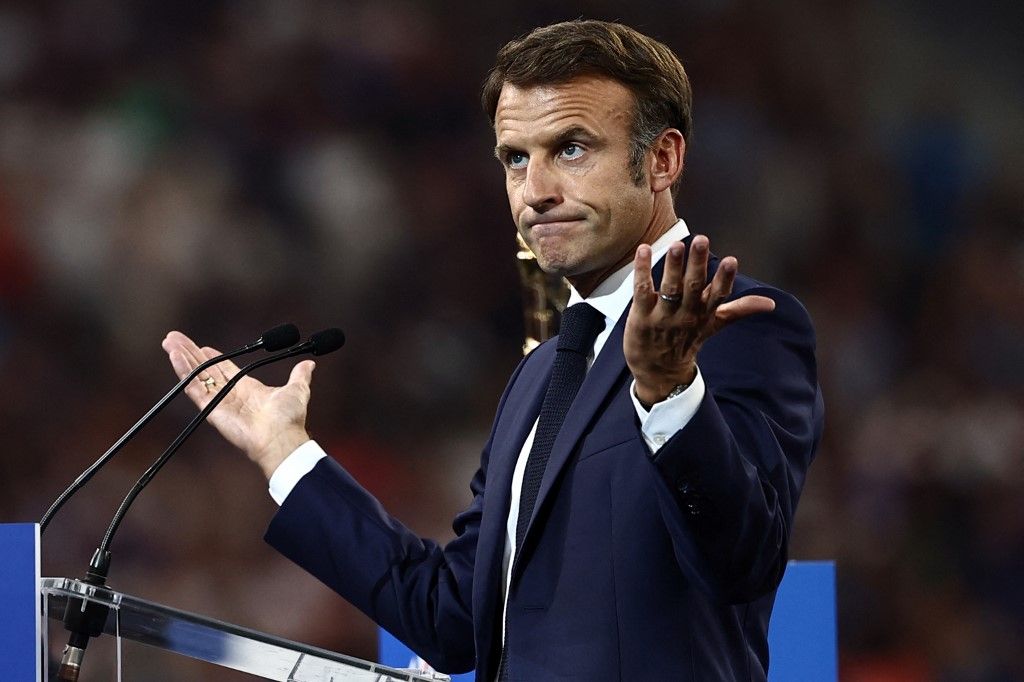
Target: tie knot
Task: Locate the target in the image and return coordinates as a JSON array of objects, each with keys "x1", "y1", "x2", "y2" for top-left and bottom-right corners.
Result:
[{"x1": 556, "y1": 303, "x2": 605, "y2": 355}]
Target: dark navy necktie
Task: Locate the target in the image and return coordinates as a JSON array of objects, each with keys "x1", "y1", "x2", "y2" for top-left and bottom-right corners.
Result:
[
  {"x1": 514, "y1": 301, "x2": 606, "y2": 555},
  {"x1": 499, "y1": 302, "x2": 605, "y2": 681}
]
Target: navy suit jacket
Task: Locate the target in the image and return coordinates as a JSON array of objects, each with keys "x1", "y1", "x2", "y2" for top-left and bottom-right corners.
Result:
[{"x1": 266, "y1": 253, "x2": 824, "y2": 681}]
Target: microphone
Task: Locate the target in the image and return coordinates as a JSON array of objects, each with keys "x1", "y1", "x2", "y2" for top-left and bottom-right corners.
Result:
[
  {"x1": 39, "y1": 324, "x2": 300, "y2": 533},
  {"x1": 55, "y1": 328, "x2": 344, "y2": 681}
]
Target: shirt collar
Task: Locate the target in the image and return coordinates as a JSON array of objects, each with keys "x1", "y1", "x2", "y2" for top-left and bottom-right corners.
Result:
[{"x1": 566, "y1": 218, "x2": 691, "y2": 323}]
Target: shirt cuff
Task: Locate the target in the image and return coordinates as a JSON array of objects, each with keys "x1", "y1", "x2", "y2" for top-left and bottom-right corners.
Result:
[
  {"x1": 631, "y1": 367, "x2": 706, "y2": 453},
  {"x1": 267, "y1": 439, "x2": 327, "y2": 506}
]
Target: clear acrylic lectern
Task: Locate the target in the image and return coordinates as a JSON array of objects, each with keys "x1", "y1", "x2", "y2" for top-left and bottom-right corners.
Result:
[{"x1": 42, "y1": 577, "x2": 449, "y2": 681}]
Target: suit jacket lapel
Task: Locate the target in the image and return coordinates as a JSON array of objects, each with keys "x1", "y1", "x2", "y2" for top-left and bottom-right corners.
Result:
[
  {"x1": 473, "y1": 343, "x2": 552, "y2": 668},
  {"x1": 482, "y1": 346, "x2": 552, "y2": 527}
]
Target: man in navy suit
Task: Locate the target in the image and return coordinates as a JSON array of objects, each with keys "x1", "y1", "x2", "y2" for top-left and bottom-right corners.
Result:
[{"x1": 164, "y1": 20, "x2": 822, "y2": 681}]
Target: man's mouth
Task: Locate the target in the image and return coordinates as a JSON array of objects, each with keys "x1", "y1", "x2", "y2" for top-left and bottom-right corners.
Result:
[{"x1": 529, "y1": 219, "x2": 583, "y2": 238}]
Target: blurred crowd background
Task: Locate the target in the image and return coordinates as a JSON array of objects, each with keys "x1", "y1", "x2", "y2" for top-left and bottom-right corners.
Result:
[{"x1": 1, "y1": 1, "x2": 1021, "y2": 680}]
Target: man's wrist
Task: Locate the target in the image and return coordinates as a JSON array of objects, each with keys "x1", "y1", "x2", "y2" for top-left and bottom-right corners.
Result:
[
  {"x1": 633, "y1": 365, "x2": 697, "y2": 409},
  {"x1": 254, "y1": 429, "x2": 312, "y2": 481}
]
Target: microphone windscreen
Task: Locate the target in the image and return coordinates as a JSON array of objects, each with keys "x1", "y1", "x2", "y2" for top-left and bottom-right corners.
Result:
[
  {"x1": 261, "y1": 324, "x2": 301, "y2": 351},
  {"x1": 309, "y1": 328, "x2": 346, "y2": 356}
]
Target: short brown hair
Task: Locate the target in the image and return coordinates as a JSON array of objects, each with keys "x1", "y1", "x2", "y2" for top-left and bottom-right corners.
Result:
[{"x1": 482, "y1": 20, "x2": 692, "y2": 189}]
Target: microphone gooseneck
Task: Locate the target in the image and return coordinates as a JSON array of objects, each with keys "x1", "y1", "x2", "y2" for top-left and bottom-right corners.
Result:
[{"x1": 39, "y1": 324, "x2": 299, "y2": 533}]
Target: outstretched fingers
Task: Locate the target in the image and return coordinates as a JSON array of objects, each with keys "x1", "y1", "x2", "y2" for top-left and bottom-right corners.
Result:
[
  {"x1": 657, "y1": 241, "x2": 686, "y2": 302},
  {"x1": 163, "y1": 331, "x2": 204, "y2": 379},
  {"x1": 713, "y1": 295, "x2": 776, "y2": 330},
  {"x1": 632, "y1": 244, "x2": 657, "y2": 314},
  {"x1": 680, "y1": 236, "x2": 709, "y2": 316},
  {"x1": 703, "y1": 257, "x2": 775, "y2": 335},
  {"x1": 200, "y1": 345, "x2": 241, "y2": 384},
  {"x1": 704, "y1": 255, "x2": 737, "y2": 310},
  {"x1": 163, "y1": 332, "x2": 229, "y2": 406}
]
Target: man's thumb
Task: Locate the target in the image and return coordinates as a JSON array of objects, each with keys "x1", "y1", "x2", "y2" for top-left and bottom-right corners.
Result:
[{"x1": 288, "y1": 360, "x2": 316, "y2": 390}]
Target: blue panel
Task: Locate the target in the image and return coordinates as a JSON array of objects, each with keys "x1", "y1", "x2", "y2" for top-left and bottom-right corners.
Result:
[
  {"x1": 379, "y1": 628, "x2": 476, "y2": 681},
  {"x1": 768, "y1": 560, "x2": 837, "y2": 682},
  {"x1": 0, "y1": 523, "x2": 40, "y2": 682}
]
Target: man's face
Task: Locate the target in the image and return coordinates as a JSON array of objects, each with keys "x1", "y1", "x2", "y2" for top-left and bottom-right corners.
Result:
[{"x1": 494, "y1": 76, "x2": 657, "y2": 292}]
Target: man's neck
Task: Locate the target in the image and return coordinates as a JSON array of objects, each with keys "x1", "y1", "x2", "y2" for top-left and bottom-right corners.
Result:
[
  {"x1": 569, "y1": 210, "x2": 679, "y2": 298},
  {"x1": 567, "y1": 218, "x2": 690, "y2": 310}
]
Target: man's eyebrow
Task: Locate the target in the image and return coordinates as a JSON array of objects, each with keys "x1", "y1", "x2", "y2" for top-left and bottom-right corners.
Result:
[
  {"x1": 552, "y1": 126, "x2": 597, "y2": 146},
  {"x1": 494, "y1": 126, "x2": 599, "y2": 160},
  {"x1": 494, "y1": 143, "x2": 517, "y2": 161}
]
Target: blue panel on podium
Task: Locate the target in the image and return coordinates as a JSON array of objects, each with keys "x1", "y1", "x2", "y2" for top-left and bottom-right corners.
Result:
[
  {"x1": 379, "y1": 628, "x2": 474, "y2": 681},
  {"x1": 768, "y1": 560, "x2": 837, "y2": 681},
  {"x1": 0, "y1": 523, "x2": 41, "y2": 682}
]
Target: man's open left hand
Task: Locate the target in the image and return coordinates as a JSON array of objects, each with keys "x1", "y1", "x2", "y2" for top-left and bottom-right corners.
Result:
[{"x1": 625, "y1": 235, "x2": 775, "y2": 408}]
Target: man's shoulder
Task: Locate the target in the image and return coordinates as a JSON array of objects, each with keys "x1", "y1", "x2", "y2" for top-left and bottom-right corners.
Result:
[{"x1": 725, "y1": 267, "x2": 814, "y2": 333}]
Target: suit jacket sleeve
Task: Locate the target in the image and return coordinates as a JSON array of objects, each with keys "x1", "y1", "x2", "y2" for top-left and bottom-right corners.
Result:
[
  {"x1": 263, "y1": 357, "x2": 531, "y2": 674},
  {"x1": 648, "y1": 284, "x2": 824, "y2": 604}
]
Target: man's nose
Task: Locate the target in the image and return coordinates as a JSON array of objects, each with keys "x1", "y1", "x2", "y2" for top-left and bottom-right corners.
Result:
[{"x1": 522, "y1": 159, "x2": 562, "y2": 211}]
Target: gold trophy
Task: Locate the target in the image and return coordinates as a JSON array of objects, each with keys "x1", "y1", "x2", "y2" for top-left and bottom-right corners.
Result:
[{"x1": 516, "y1": 233, "x2": 570, "y2": 355}]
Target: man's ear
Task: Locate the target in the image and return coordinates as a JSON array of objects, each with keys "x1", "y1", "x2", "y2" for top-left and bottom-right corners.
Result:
[{"x1": 648, "y1": 129, "x2": 685, "y2": 193}]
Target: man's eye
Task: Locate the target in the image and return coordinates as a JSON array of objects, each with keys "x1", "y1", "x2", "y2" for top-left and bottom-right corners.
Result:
[
  {"x1": 560, "y1": 143, "x2": 584, "y2": 160},
  {"x1": 507, "y1": 152, "x2": 528, "y2": 169}
]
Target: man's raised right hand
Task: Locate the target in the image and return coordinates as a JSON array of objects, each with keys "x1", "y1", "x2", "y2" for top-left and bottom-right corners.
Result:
[{"x1": 162, "y1": 330, "x2": 315, "y2": 480}]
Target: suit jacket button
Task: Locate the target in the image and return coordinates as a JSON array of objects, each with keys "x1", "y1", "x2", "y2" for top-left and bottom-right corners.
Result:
[{"x1": 676, "y1": 482, "x2": 701, "y2": 516}]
